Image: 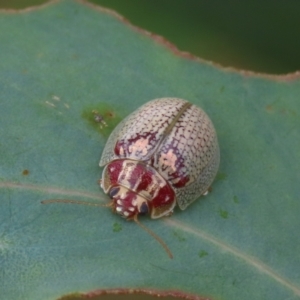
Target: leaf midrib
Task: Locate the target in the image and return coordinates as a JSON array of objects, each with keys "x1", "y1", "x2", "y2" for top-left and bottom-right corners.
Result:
[{"x1": 1, "y1": 180, "x2": 299, "y2": 296}]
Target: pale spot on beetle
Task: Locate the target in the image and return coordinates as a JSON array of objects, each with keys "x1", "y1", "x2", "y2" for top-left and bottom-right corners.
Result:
[
  {"x1": 123, "y1": 211, "x2": 129, "y2": 217},
  {"x1": 116, "y1": 207, "x2": 122, "y2": 212},
  {"x1": 119, "y1": 146, "x2": 125, "y2": 156},
  {"x1": 132, "y1": 199, "x2": 137, "y2": 206},
  {"x1": 117, "y1": 200, "x2": 122, "y2": 205},
  {"x1": 119, "y1": 192, "x2": 127, "y2": 199},
  {"x1": 129, "y1": 136, "x2": 150, "y2": 156},
  {"x1": 159, "y1": 149, "x2": 177, "y2": 171},
  {"x1": 128, "y1": 207, "x2": 135, "y2": 212}
]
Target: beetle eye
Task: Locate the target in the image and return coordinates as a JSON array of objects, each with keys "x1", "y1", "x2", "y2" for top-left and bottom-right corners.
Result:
[
  {"x1": 139, "y1": 202, "x2": 149, "y2": 215},
  {"x1": 109, "y1": 186, "x2": 120, "y2": 198}
]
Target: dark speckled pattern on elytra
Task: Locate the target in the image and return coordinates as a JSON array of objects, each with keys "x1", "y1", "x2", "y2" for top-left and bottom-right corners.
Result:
[{"x1": 100, "y1": 98, "x2": 219, "y2": 215}]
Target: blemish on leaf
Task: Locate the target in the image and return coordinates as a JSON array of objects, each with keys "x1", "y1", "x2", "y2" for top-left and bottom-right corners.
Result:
[
  {"x1": 113, "y1": 222, "x2": 122, "y2": 232},
  {"x1": 106, "y1": 111, "x2": 115, "y2": 118},
  {"x1": 216, "y1": 172, "x2": 227, "y2": 181},
  {"x1": 233, "y1": 195, "x2": 239, "y2": 203},
  {"x1": 22, "y1": 169, "x2": 29, "y2": 176},
  {"x1": 198, "y1": 250, "x2": 208, "y2": 258},
  {"x1": 52, "y1": 95, "x2": 60, "y2": 101},
  {"x1": 173, "y1": 230, "x2": 186, "y2": 242},
  {"x1": 219, "y1": 86, "x2": 225, "y2": 93},
  {"x1": 265, "y1": 104, "x2": 274, "y2": 113},
  {"x1": 82, "y1": 103, "x2": 123, "y2": 138},
  {"x1": 0, "y1": 236, "x2": 12, "y2": 253},
  {"x1": 45, "y1": 100, "x2": 55, "y2": 107},
  {"x1": 92, "y1": 110, "x2": 108, "y2": 128},
  {"x1": 219, "y1": 209, "x2": 229, "y2": 219},
  {"x1": 265, "y1": 103, "x2": 297, "y2": 117}
]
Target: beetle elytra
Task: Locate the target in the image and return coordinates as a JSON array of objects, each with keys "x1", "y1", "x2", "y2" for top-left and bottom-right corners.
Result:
[{"x1": 100, "y1": 97, "x2": 220, "y2": 220}]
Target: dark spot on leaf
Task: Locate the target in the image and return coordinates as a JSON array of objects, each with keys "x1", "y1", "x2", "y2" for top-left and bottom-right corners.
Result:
[
  {"x1": 280, "y1": 108, "x2": 287, "y2": 115},
  {"x1": 113, "y1": 222, "x2": 122, "y2": 233},
  {"x1": 265, "y1": 104, "x2": 274, "y2": 113},
  {"x1": 106, "y1": 111, "x2": 115, "y2": 117},
  {"x1": 233, "y1": 195, "x2": 239, "y2": 203},
  {"x1": 173, "y1": 231, "x2": 186, "y2": 242},
  {"x1": 216, "y1": 172, "x2": 227, "y2": 181},
  {"x1": 219, "y1": 86, "x2": 225, "y2": 93},
  {"x1": 22, "y1": 169, "x2": 29, "y2": 176},
  {"x1": 219, "y1": 209, "x2": 228, "y2": 219},
  {"x1": 198, "y1": 250, "x2": 208, "y2": 258}
]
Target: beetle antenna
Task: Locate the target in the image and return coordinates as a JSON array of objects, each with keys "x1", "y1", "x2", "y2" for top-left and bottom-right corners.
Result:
[
  {"x1": 41, "y1": 199, "x2": 112, "y2": 207},
  {"x1": 133, "y1": 214, "x2": 173, "y2": 259}
]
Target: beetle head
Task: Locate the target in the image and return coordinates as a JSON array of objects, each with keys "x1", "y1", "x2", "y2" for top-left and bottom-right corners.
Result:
[{"x1": 108, "y1": 186, "x2": 149, "y2": 219}]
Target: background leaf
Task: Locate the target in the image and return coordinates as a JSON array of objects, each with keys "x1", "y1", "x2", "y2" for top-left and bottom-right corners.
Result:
[
  {"x1": 0, "y1": 1, "x2": 300, "y2": 300},
  {"x1": 2, "y1": 0, "x2": 300, "y2": 74}
]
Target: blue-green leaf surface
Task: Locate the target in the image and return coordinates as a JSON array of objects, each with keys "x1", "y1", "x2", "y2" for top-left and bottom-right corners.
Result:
[{"x1": 0, "y1": 1, "x2": 300, "y2": 299}]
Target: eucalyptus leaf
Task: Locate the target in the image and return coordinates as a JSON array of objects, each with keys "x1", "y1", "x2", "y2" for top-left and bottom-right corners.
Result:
[{"x1": 0, "y1": 1, "x2": 300, "y2": 300}]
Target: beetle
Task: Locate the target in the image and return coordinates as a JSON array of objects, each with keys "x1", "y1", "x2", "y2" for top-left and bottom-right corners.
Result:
[
  {"x1": 100, "y1": 97, "x2": 220, "y2": 220},
  {"x1": 42, "y1": 98, "x2": 219, "y2": 258}
]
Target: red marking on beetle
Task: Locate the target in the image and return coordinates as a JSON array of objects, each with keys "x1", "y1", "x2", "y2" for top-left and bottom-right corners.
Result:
[
  {"x1": 127, "y1": 163, "x2": 146, "y2": 189},
  {"x1": 173, "y1": 176, "x2": 190, "y2": 188},
  {"x1": 114, "y1": 132, "x2": 157, "y2": 157},
  {"x1": 106, "y1": 160, "x2": 174, "y2": 201},
  {"x1": 137, "y1": 171, "x2": 153, "y2": 192},
  {"x1": 107, "y1": 160, "x2": 123, "y2": 185},
  {"x1": 151, "y1": 183, "x2": 175, "y2": 208}
]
